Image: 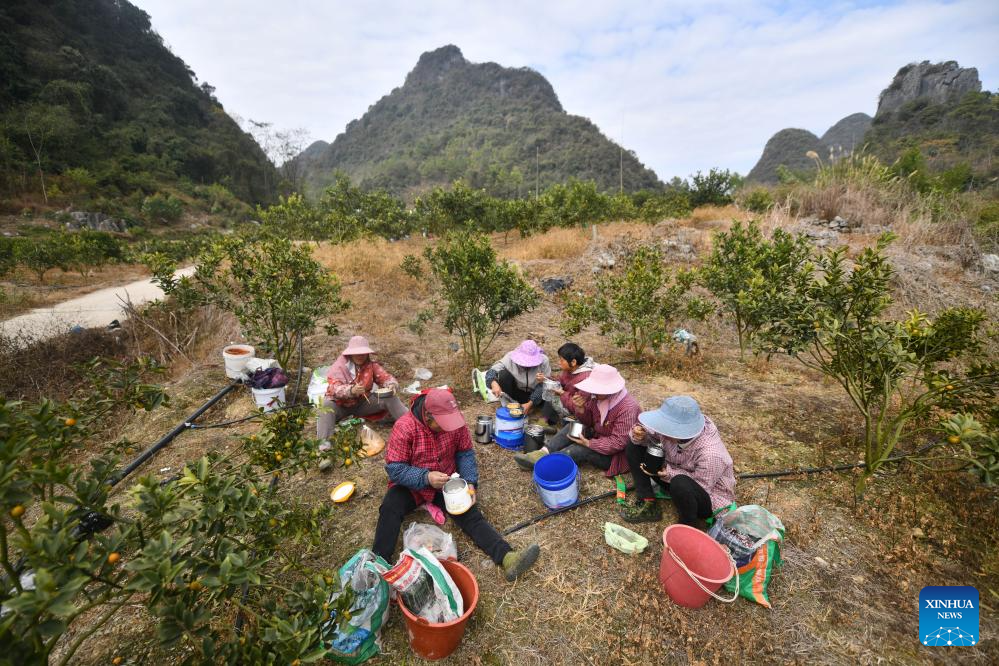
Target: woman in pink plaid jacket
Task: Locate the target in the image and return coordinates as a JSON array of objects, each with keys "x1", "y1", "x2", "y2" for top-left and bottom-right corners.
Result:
[{"x1": 619, "y1": 395, "x2": 736, "y2": 526}]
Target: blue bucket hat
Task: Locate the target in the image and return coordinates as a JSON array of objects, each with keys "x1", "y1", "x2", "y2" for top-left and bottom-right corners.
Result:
[{"x1": 638, "y1": 395, "x2": 705, "y2": 440}]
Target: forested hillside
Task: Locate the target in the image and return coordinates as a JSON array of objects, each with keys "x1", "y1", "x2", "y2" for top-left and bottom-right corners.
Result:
[
  {"x1": 294, "y1": 45, "x2": 662, "y2": 198},
  {"x1": 0, "y1": 0, "x2": 277, "y2": 210}
]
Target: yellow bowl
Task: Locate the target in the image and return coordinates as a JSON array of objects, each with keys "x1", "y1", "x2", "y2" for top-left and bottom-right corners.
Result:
[{"x1": 330, "y1": 481, "x2": 356, "y2": 503}]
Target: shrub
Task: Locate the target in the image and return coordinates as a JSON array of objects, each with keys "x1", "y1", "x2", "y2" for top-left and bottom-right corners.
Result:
[
  {"x1": 755, "y1": 233, "x2": 998, "y2": 490},
  {"x1": 0, "y1": 388, "x2": 341, "y2": 664},
  {"x1": 406, "y1": 231, "x2": 539, "y2": 365},
  {"x1": 640, "y1": 189, "x2": 692, "y2": 222},
  {"x1": 974, "y1": 199, "x2": 999, "y2": 247},
  {"x1": 688, "y1": 168, "x2": 741, "y2": 207},
  {"x1": 738, "y1": 188, "x2": 775, "y2": 214},
  {"x1": 562, "y1": 245, "x2": 710, "y2": 360},
  {"x1": 141, "y1": 192, "x2": 184, "y2": 224},
  {"x1": 12, "y1": 236, "x2": 68, "y2": 281},
  {"x1": 700, "y1": 220, "x2": 812, "y2": 357},
  {"x1": 151, "y1": 235, "x2": 349, "y2": 368}
]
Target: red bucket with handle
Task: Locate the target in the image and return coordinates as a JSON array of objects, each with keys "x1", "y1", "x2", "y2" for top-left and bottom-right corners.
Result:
[
  {"x1": 659, "y1": 524, "x2": 738, "y2": 608},
  {"x1": 398, "y1": 559, "x2": 479, "y2": 660}
]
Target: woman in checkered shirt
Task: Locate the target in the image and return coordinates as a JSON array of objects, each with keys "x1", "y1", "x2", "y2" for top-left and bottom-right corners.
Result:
[{"x1": 619, "y1": 395, "x2": 736, "y2": 526}]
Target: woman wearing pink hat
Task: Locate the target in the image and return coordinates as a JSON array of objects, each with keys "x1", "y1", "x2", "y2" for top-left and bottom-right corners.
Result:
[
  {"x1": 484, "y1": 339, "x2": 554, "y2": 418},
  {"x1": 317, "y1": 335, "x2": 407, "y2": 440},
  {"x1": 513, "y1": 364, "x2": 640, "y2": 476}
]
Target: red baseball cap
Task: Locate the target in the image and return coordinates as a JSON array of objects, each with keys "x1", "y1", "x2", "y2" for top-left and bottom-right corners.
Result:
[{"x1": 424, "y1": 388, "x2": 465, "y2": 432}]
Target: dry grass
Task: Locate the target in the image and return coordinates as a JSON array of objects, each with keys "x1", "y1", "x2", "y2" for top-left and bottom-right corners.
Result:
[
  {"x1": 688, "y1": 204, "x2": 750, "y2": 227},
  {"x1": 768, "y1": 182, "x2": 979, "y2": 257},
  {"x1": 313, "y1": 237, "x2": 427, "y2": 289},
  {"x1": 497, "y1": 227, "x2": 591, "y2": 261},
  {"x1": 0, "y1": 327, "x2": 127, "y2": 401}
]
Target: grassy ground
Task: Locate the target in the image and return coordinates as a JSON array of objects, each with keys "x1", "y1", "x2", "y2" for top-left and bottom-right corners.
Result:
[{"x1": 46, "y1": 211, "x2": 999, "y2": 664}]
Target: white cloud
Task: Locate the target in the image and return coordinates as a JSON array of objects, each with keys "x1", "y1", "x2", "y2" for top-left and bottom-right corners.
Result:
[{"x1": 133, "y1": 0, "x2": 999, "y2": 179}]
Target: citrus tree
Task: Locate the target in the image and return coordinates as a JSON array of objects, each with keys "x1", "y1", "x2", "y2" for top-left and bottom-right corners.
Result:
[
  {"x1": 1, "y1": 378, "x2": 355, "y2": 664},
  {"x1": 700, "y1": 220, "x2": 812, "y2": 358},
  {"x1": 150, "y1": 235, "x2": 349, "y2": 369},
  {"x1": 403, "y1": 231, "x2": 539, "y2": 366},
  {"x1": 562, "y1": 244, "x2": 711, "y2": 361},
  {"x1": 755, "y1": 233, "x2": 998, "y2": 490}
]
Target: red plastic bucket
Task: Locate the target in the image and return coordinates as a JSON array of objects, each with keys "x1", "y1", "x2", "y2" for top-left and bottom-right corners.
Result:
[
  {"x1": 398, "y1": 559, "x2": 479, "y2": 660},
  {"x1": 659, "y1": 524, "x2": 736, "y2": 608}
]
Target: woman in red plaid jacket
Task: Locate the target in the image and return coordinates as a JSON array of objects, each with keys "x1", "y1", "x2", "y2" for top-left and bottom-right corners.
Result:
[{"x1": 371, "y1": 388, "x2": 540, "y2": 581}]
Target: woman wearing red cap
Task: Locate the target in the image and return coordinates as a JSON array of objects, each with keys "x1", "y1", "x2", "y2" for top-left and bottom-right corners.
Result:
[
  {"x1": 372, "y1": 388, "x2": 540, "y2": 581},
  {"x1": 317, "y1": 335, "x2": 407, "y2": 440}
]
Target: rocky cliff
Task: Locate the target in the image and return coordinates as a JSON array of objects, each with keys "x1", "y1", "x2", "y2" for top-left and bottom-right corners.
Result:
[{"x1": 876, "y1": 61, "x2": 981, "y2": 118}]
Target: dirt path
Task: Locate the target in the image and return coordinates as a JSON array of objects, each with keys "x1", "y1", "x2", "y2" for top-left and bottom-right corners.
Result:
[{"x1": 0, "y1": 266, "x2": 195, "y2": 343}]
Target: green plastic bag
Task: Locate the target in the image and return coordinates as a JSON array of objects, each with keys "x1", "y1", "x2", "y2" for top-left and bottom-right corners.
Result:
[
  {"x1": 322, "y1": 549, "x2": 391, "y2": 664},
  {"x1": 604, "y1": 522, "x2": 649, "y2": 554},
  {"x1": 716, "y1": 505, "x2": 785, "y2": 608}
]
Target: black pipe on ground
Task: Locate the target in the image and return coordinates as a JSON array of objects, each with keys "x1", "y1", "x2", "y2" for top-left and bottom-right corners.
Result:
[
  {"x1": 502, "y1": 443, "x2": 941, "y2": 536},
  {"x1": 107, "y1": 380, "x2": 240, "y2": 487}
]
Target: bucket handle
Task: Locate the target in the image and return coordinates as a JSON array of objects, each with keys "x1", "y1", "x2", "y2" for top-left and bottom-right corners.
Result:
[{"x1": 667, "y1": 543, "x2": 739, "y2": 604}]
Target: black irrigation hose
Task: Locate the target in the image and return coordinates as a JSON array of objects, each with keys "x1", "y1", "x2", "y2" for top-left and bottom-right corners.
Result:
[
  {"x1": 734, "y1": 441, "x2": 938, "y2": 480},
  {"x1": 502, "y1": 442, "x2": 942, "y2": 536},
  {"x1": 107, "y1": 381, "x2": 240, "y2": 487},
  {"x1": 502, "y1": 488, "x2": 623, "y2": 536}
]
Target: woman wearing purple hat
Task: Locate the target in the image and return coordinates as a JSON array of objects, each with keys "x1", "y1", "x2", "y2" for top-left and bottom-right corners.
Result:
[
  {"x1": 620, "y1": 395, "x2": 736, "y2": 526},
  {"x1": 484, "y1": 339, "x2": 553, "y2": 418},
  {"x1": 317, "y1": 335, "x2": 407, "y2": 440},
  {"x1": 513, "y1": 364, "x2": 640, "y2": 475}
]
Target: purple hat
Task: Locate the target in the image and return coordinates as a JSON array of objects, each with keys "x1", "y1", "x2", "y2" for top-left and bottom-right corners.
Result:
[
  {"x1": 510, "y1": 339, "x2": 544, "y2": 367},
  {"x1": 575, "y1": 364, "x2": 626, "y2": 395}
]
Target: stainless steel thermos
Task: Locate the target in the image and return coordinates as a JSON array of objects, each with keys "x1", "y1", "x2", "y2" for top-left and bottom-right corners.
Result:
[{"x1": 474, "y1": 415, "x2": 493, "y2": 444}]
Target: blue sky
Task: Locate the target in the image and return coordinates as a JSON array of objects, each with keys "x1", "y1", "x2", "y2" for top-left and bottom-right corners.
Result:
[{"x1": 133, "y1": 0, "x2": 999, "y2": 180}]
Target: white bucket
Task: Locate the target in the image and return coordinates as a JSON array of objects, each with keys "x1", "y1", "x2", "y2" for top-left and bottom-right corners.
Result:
[
  {"x1": 222, "y1": 344, "x2": 255, "y2": 378},
  {"x1": 307, "y1": 365, "x2": 330, "y2": 407},
  {"x1": 252, "y1": 386, "x2": 286, "y2": 412},
  {"x1": 442, "y1": 474, "x2": 474, "y2": 515}
]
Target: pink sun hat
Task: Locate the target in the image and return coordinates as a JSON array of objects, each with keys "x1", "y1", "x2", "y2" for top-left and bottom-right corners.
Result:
[
  {"x1": 510, "y1": 339, "x2": 545, "y2": 367},
  {"x1": 575, "y1": 364, "x2": 626, "y2": 395},
  {"x1": 342, "y1": 335, "x2": 375, "y2": 356}
]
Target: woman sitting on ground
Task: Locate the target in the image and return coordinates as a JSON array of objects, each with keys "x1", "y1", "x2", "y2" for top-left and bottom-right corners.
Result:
[
  {"x1": 620, "y1": 395, "x2": 736, "y2": 526},
  {"x1": 317, "y1": 335, "x2": 407, "y2": 441},
  {"x1": 485, "y1": 339, "x2": 552, "y2": 418},
  {"x1": 544, "y1": 342, "x2": 596, "y2": 422},
  {"x1": 373, "y1": 388, "x2": 540, "y2": 581},
  {"x1": 514, "y1": 364, "x2": 639, "y2": 476}
]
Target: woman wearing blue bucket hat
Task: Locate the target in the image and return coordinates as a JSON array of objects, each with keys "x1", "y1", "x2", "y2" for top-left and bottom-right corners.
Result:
[{"x1": 620, "y1": 395, "x2": 736, "y2": 526}]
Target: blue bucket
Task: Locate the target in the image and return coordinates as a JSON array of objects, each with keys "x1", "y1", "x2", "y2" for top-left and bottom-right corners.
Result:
[
  {"x1": 533, "y1": 453, "x2": 579, "y2": 509},
  {"x1": 494, "y1": 406, "x2": 525, "y2": 450},
  {"x1": 494, "y1": 429, "x2": 524, "y2": 450}
]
